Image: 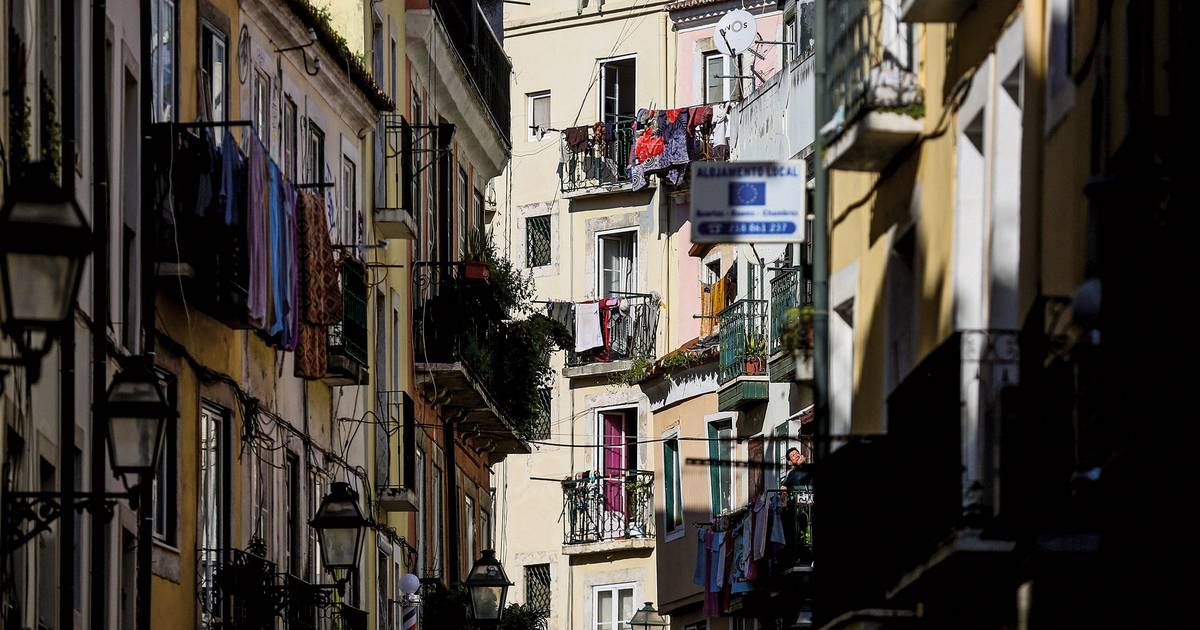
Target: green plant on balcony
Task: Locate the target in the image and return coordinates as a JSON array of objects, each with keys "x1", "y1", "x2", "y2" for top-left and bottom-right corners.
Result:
[
  {"x1": 780, "y1": 304, "x2": 815, "y2": 356},
  {"x1": 610, "y1": 353, "x2": 654, "y2": 388},
  {"x1": 740, "y1": 334, "x2": 767, "y2": 376}
]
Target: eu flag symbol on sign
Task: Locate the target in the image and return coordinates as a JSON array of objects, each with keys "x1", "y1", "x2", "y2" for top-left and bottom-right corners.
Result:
[{"x1": 729, "y1": 181, "x2": 766, "y2": 206}]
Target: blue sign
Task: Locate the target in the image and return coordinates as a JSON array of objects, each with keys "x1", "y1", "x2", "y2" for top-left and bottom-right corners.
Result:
[
  {"x1": 690, "y1": 161, "x2": 807, "y2": 243},
  {"x1": 728, "y1": 182, "x2": 766, "y2": 206}
]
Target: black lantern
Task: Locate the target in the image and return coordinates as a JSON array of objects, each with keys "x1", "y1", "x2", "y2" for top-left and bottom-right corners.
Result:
[
  {"x1": 464, "y1": 549, "x2": 512, "y2": 623},
  {"x1": 0, "y1": 178, "x2": 91, "y2": 333},
  {"x1": 103, "y1": 358, "x2": 174, "y2": 475},
  {"x1": 309, "y1": 482, "x2": 368, "y2": 573},
  {"x1": 629, "y1": 602, "x2": 669, "y2": 630}
]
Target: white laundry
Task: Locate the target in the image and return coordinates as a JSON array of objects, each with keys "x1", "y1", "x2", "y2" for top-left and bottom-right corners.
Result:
[{"x1": 574, "y1": 302, "x2": 604, "y2": 352}]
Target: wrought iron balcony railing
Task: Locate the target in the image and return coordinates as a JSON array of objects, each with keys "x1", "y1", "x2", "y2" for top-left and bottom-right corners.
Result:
[
  {"x1": 328, "y1": 258, "x2": 369, "y2": 372},
  {"x1": 770, "y1": 268, "x2": 808, "y2": 356},
  {"x1": 562, "y1": 470, "x2": 655, "y2": 545},
  {"x1": 564, "y1": 293, "x2": 661, "y2": 368},
  {"x1": 718, "y1": 299, "x2": 769, "y2": 384},
  {"x1": 559, "y1": 119, "x2": 635, "y2": 193},
  {"x1": 431, "y1": 0, "x2": 512, "y2": 145},
  {"x1": 824, "y1": 0, "x2": 921, "y2": 130}
]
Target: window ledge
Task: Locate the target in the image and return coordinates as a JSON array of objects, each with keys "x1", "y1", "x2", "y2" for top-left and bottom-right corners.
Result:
[
  {"x1": 664, "y1": 527, "x2": 688, "y2": 544},
  {"x1": 152, "y1": 539, "x2": 182, "y2": 583}
]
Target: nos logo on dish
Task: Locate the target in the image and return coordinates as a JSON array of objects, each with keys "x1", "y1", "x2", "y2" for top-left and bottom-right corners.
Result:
[{"x1": 728, "y1": 181, "x2": 766, "y2": 206}]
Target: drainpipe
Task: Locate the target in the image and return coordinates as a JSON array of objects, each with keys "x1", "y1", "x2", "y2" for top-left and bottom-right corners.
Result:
[
  {"x1": 137, "y1": 0, "x2": 156, "y2": 627},
  {"x1": 90, "y1": 1, "x2": 111, "y2": 628},
  {"x1": 59, "y1": 0, "x2": 77, "y2": 628},
  {"x1": 811, "y1": 0, "x2": 830, "y2": 581}
]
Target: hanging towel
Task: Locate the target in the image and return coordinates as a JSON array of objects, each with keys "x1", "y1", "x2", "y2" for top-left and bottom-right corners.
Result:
[
  {"x1": 564, "y1": 126, "x2": 590, "y2": 151},
  {"x1": 754, "y1": 496, "x2": 770, "y2": 558},
  {"x1": 574, "y1": 301, "x2": 604, "y2": 352},
  {"x1": 547, "y1": 301, "x2": 575, "y2": 336},
  {"x1": 247, "y1": 137, "x2": 269, "y2": 328},
  {"x1": 711, "y1": 531, "x2": 727, "y2": 589}
]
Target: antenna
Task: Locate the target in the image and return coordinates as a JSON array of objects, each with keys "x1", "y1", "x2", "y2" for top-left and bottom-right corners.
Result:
[{"x1": 714, "y1": 9, "x2": 758, "y2": 57}]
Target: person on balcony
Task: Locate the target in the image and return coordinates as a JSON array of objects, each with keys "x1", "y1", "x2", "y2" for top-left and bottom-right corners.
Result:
[{"x1": 779, "y1": 447, "x2": 812, "y2": 560}]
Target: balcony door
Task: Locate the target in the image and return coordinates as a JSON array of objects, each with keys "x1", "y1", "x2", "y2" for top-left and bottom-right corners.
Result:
[
  {"x1": 599, "y1": 409, "x2": 636, "y2": 515},
  {"x1": 599, "y1": 56, "x2": 636, "y2": 124},
  {"x1": 597, "y1": 229, "x2": 636, "y2": 298}
]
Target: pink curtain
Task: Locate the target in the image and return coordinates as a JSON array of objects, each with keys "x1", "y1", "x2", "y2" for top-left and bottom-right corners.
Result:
[{"x1": 602, "y1": 412, "x2": 625, "y2": 514}]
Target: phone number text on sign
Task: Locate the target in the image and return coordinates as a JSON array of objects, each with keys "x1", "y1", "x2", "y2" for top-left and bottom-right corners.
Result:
[{"x1": 690, "y1": 160, "x2": 807, "y2": 244}]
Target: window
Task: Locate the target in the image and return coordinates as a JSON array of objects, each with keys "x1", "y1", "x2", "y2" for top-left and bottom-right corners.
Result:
[
  {"x1": 415, "y1": 448, "x2": 426, "y2": 570},
  {"x1": 198, "y1": 403, "x2": 227, "y2": 625},
  {"x1": 599, "y1": 57, "x2": 636, "y2": 123},
  {"x1": 473, "y1": 188, "x2": 485, "y2": 235},
  {"x1": 663, "y1": 435, "x2": 683, "y2": 533},
  {"x1": 704, "y1": 52, "x2": 731, "y2": 104},
  {"x1": 411, "y1": 90, "x2": 425, "y2": 253},
  {"x1": 1045, "y1": 0, "x2": 1075, "y2": 130},
  {"x1": 283, "y1": 97, "x2": 298, "y2": 179},
  {"x1": 431, "y1": 464, "x2": 443, "y2": 575},
  {"x1": 783, "y1": 15, "x2": 797, "y2": 65},
  {"x1": 285, "y1": 452, "x2": 301, "y2": 575},
  {"x1": 392, "y1": 295, "x2": 402, "y2": 391},
  {"x1": 458, "y1": 166, "x2": 469, "y2": 257},
  {"x1": 593, "y1": 583, "x2": 635, "y2": 630},
  {"x1": 465, "y1": 495, "x2": 476, "y2": 573},
  {"x1": 200, "y1": 24, "x2": 226, "y2": 138},
  {"x1": 527, "y1": 90, "x2": 551, "y2": 140},
  {"x1": 307, "y1": 122, "x2": 325, "y2": 187},
  {"x1": 480, "y1": 509, "x2": 491, "y2": 550},
  {"x1": 525, "y1": 564, "x2": 551, "y2": 617},
  {"x1": 707, "y1": 418, "x2": 733, "y2": 515},
  {"x1": 253, "y1": 69, "x2": 270, "y2": 145},
  {"x1": 152, "y1": 371, "x2": 178, "y2": 546},
  {"x1": 597, "y1": 229, "x2": 636, "y2": 297},
  {"x1": 767, "y1": 422, "x2": 788, "y2": 492},
  {"x1": 150, "y1": 0, "x2": 176, "y2": 122},
  {"x1": 526, "y1": 215, "x2": 551, "y2": 268},
  {"x1": 342, "y1": 157, "x2": 357, "y2": 246}
]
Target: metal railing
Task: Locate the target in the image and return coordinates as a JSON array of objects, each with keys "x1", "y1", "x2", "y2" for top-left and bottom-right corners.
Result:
[
  {"x1": 564, "y1": 293, "x2": 661, "y2": 367},
  {"x1": 562, "y1": 470, "x2": 655, "y2": 545},
  {"x1": 824, "y1": 0, "x2": 921, "y2": 130},
  {"x1": 718, "y1": 299, "x2": 769, "y2": 384},
  {"x1": 328, "y1": 258, "x2": 369, "y2": 369},
  {"x1": 412, "y1": 261, "x2": 505, "y2": 368},
  {"x1": 431, "y1": 0, "x2": 512, "y2": 145},
  {"x1": 559, "y1": 119, "x2": 635, "y2": 193},
  {"x1": 770, "y1": 269, "x2": 802, "y2": 355}
]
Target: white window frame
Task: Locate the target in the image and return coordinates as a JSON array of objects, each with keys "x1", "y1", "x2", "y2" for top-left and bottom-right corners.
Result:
[
  {"x1": 594, "y1": 404, "x2": 638, "y2": 475},
  {"x1": 592, "y1": 582, "x2": 638, "y2": 630},
  {"x1": 200, "y1": 22, "x2": 226, "y2": 133},
  {"x1": 342, "y1": 155, "x2": 358, "y2": 246},
  {"x1": 527, "y1": 90, "x2": 551, "y2": 141},
  {"x1": 150, "y1": 0, "x2": 176, "y2": 122},
  {"x1": 661, "y1": 427, "x2": 685, "y2": 541},
  {"x1": 595, "y1": 226, "x2": 638, "y2": 298},
  {"x1": 597, "y1": 53, "x2": 637, "y2": 123},
  {"x1": 253, "y1": 69, "x2": 271, "y2": 145},
  {"x1": 702, "y1": 51, "x2": 733, "y2": 104}
]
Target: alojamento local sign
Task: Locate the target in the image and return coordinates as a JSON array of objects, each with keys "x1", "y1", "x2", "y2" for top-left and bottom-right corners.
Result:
[{"x1": 690, "y1": 161, "x2": 807, "y2": 243}]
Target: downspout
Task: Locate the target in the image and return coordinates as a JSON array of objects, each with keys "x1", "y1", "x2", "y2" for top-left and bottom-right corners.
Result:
[
  {"x1": 90, "y1": 1, "x2": 111, "y2": 629},
  {"x1": 811, "y1": 0, "x2": 831, "y2": 614}
]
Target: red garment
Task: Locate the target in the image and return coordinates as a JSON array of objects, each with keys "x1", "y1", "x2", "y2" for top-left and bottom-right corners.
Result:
[
  {"x1": 665, "y1": 108, "x2": 683, "y2": 123},
  {"x1": 633, "y1": 128, "x2": 665, "y2": 163}
]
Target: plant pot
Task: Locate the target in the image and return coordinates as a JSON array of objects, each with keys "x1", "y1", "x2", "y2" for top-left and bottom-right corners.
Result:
[{"x1": 463, "y1": 261, "x2": 490, "y2": 281}]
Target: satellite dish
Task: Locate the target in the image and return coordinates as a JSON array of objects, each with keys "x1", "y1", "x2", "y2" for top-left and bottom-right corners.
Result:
[{"x1": 714, "y1": 10, "x2": 757, "y2": 56}]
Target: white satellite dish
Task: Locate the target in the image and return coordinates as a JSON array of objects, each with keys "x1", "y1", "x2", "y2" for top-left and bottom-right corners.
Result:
[{"x1": 714, "y1": 9, "x2": 757, "y2": 56}]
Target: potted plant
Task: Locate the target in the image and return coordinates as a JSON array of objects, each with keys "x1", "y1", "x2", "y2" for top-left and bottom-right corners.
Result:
[
  {"x1": 463, "y1": 226, "x2": 491, "y2": 281},
  {"x1": 742, "y1": 335, "x2": 766, "y2": 375}
]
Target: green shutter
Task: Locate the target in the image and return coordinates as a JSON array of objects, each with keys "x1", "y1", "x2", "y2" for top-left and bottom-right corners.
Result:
[
  {"x1": 707, "y1": 423, "x2": 721, "y2": 516},
  {"x1": 663, "y1": 441, "x2": 676, "y2": 529}
]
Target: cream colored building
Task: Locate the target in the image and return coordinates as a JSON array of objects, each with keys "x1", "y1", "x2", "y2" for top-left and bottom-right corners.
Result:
[{"x1": 491, "y1": 2, "x2": 681, "y2": 628}]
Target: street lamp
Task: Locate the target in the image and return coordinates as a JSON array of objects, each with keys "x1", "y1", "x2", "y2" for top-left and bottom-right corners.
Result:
[
  {"x1": 464, "y1": 549, "x2": 512, "y2": 624},
  {"x1": 102, "y1": 357, "x2": 175, "y2": 476},
  {"x1": 629, "y1": 602, "x2": 669, "y2": 630},
  {"x1": 0, "y1": 178, "x2": 91, "y2": 335},
  {"x1": 309, "y1": 482, "x2": 368, "y2": 574}
]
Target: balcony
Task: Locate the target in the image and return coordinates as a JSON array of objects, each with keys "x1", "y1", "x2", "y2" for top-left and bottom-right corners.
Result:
[
  {"x1": 430, "y1": 0, "x2": 512, "y2": 146},
  {"x1": 768, "y1": 269, "x2": 815, "y2": 382},
  {"x1": 717, "y1": 299, "x2": 769, "y2": 411},
  {"x1": 373, "y1": 114, "x2": 417, "y2": 240},
  {"x1": 375, "y1": 390, "x2": 418, "y2": 513},
  {"x1": 324, "y1": 258, "x2": 369, "y2": 386},
  {"x1": 412, "y1": 262, "x2": 532, "y2": 463},
  {"x1": 562, "y1": 293, "x2": 662, "y2": 379},
  {"x1": 198, "y1": 548, "x2": 363, "y2": 630},
  {"x1": 822, "y1": 0, "x2": 924, "y2": 171},
  {"x1": 562, "y1": 470, "x2": 656, "y2": 555},
  {"x1": 900, "y1": 0, "x2": 975, "y2": 22},
  {"x1": 559, "y1": 119, "x2": 636, "y2": 197}
]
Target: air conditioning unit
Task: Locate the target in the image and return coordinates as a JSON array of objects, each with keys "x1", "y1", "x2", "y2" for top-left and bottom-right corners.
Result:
[{"x1": 377, "y1": 486, "x2": 419, "y2": 513}]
